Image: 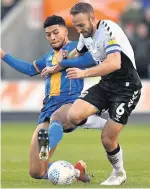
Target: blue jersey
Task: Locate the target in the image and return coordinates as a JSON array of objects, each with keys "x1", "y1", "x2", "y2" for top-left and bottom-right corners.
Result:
[
  {"x1": 34, "y1": 41, "x2": 84, "y2": 98},
  {"x1": 2, "y1": 40, "x2": 95, "y2": 125}
]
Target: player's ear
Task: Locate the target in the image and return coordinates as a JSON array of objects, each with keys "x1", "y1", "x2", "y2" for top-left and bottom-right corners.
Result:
[
  {"x1": 64, "y1": 27, "x2": 68, "y2": 37},
  {"x1": 90, "y1": 14, "x2": 95, "y2": 22}
]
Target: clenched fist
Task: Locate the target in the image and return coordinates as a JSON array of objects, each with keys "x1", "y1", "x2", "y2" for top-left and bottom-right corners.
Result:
[{"x1": 66, "y1": 68, "x2": 85, "y2": 79}]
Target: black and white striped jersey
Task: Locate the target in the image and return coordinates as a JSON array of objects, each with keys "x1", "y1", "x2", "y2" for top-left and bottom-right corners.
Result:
[{"x1": 77, "y1": 20, "x2": 142, "y2": 88}]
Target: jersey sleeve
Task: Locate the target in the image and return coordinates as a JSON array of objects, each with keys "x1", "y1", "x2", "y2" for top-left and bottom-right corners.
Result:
[
  {"x1": 33, "y1": 53, "x2": 48, "y2": 73},
  {"x1": 76, "y1": 34, "x2": 88, "y2": 54},
  {"x1": 104, "y1": 28, "x2": 121, "y2": 56},
  {"x1": 60, "y1": 52, "x2": 96, "y2": 69}
]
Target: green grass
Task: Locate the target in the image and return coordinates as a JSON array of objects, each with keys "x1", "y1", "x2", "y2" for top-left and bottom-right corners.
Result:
[{"x1": 1, "y1": 123, "x2": 150, "y2": 188}]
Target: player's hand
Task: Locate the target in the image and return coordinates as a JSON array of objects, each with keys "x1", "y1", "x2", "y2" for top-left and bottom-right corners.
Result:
[
  {"x1": 41, "y1": 66, "x2": 55, "y2": 79},
  {"x1": 53, "y1": 64, "x2": 63, "y2": 73},
  {"x1": 62, "y1": 50, "x2": 68, "y2": 59},
  {"x1": 66, "y1": 68, "x2": 85, "y2": 79},
  {"x1": 0, "y1": 48, "x2": 6, "y2": 59}
]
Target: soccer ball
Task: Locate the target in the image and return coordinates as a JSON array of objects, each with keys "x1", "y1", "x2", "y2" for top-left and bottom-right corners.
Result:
[{"x1": 48, "y1": 160, "x2": 76, "y2": 185}]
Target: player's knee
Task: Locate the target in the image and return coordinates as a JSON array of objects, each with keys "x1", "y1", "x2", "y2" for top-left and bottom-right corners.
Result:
[
  {"x1": 67, "y1": 112, "x2": 81, "y2": 125},
  {"x1": 51, "y1": 111, "x2": 62, "y2": 123},
  {"x1": 29, "y1": 169, "x2": 44, "y2": 179}
]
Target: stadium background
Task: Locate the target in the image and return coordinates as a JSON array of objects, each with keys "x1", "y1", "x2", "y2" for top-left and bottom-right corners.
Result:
[{"x1": 1, "y1": 0, "x2": 150, "y2": 188}]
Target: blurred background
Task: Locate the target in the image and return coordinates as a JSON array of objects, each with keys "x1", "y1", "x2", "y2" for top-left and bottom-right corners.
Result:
[{"x1": 1, "y1": 0, "x2": 150, "y2": 122}]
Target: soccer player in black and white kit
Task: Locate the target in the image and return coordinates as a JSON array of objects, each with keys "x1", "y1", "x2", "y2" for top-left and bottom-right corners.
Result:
[{"x1": 65, "y1": 2, "x2": 142, "y2": 185}]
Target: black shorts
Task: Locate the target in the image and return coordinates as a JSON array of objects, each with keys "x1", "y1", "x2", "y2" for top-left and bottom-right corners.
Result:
[{"x1": 79, "y1": 81, "x2": 141, "y2": 125}]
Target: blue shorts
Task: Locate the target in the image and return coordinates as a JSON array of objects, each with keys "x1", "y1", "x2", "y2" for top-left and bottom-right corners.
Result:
[{"x1": 37, "y1": 93, "x2": 80, "y2": 125}]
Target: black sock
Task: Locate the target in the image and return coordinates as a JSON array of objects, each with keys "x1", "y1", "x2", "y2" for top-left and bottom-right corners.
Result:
[{"x1": 106, "y1": 144, "x2": 120, "y2": 156}]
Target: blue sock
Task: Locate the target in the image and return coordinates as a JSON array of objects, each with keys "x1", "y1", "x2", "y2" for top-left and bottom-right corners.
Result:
[
  {"x1": 48, "y1": 120, "x2": 63, "y2": 150},
  {"x1": 42, "y1": 162, "x2": 53, "y2": 179}
]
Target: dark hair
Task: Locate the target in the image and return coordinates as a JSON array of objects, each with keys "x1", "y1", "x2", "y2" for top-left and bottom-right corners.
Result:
[
  {"x1": 70, "y1": 2, "x2": 94, "y2": 15},
  {"x1": 44, "y1": 15, "x2": 66, "y2": 28}
]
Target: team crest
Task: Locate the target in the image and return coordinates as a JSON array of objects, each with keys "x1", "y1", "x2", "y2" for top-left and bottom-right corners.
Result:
[{"x1": 48, "y1": 56, "x2": 52, "y2": 61}]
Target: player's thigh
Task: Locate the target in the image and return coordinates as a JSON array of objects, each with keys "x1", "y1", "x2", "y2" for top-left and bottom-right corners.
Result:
[
  {"x1": 50, "y1": 103, "x2": 74, "y2": 130},
  {"x1": 68, "y1": 84, "x2": 109, "y2": 120},
  {"x1": 69, "y1": 99, "x2": 98, "y2": 119},
  {"x1": 29, "y1": 122, "x2": 49, "y2": 175}
]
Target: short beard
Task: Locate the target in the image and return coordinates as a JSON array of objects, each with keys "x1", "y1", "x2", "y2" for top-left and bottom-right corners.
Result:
[
  {"x1": 88, "y1": 25, "x2": 95, "y2": 37},
  {"x1": 52, "y1": 46, "x2": 63, "y2": 51},
  {"x1": 84, "y1": 26, "x2": 94, "y2": 38},
  {"x1": 51, "y1": 38, "x2": 67, "y2": 51}
]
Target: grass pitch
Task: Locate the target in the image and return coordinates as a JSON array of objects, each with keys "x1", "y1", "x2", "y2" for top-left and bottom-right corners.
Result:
[{"x1": 1, "y1": 123, "x2": 150, "y2": 188}]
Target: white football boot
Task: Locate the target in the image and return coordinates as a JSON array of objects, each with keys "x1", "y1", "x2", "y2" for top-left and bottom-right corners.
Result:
[{"x1": 100, "y1": 169, "x2": 126, "y2": 185}]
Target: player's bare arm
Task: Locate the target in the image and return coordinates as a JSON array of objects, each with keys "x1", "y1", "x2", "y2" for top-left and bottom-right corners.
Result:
[{"x1": 67, "y1": 52, "x2": 121, "y2": 79}]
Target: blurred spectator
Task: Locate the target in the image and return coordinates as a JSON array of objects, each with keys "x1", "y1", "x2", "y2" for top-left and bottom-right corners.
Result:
[
  {"x1": 120, "y1": 0, "x2": 145, "y2": 27},
  {"x1": 124, "y1": 23, "x2": 136, "y2": 47},
  {"x1": 144, "y1": 7, "x2": 150, "y2": 35},
  {"x1": 120, "y1": 0, "x2": 150, "y2": 79},
  {"x1": 133, "y1": 23, "x2": 150, "y2": 79},
  {"x1": 1, "y1": 0, "x2": 20, "y2": 19}
]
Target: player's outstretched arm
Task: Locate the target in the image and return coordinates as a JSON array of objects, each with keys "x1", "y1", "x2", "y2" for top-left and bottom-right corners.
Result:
[
  {"x1": 66, "y1": 52, "x2": 121, "y2": 79},
  {"x1": 1, "y1": 49, "x2": 39, "y2": 76},
  {"x1": 60, "y1": 53, "x2": 96, "y2": 69}
]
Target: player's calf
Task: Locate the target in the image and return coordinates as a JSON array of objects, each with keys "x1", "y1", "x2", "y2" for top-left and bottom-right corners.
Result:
[
  {"x1": 29, "y1": 169, "x2": 45, "y2": 179},
  {"x1": 38, "y1": 121, "x2": 63, "y2": 161},
  {"x1": 101, "y1": 120, "x2": 126, "y2": 185}
]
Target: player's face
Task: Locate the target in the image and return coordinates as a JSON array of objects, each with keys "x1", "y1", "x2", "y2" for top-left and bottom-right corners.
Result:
[
  {"x1": 45, "y1": 25, "x2": 68, "y2": 50},
  {"x1": 71, "y1": 13, "x2": 95, "y2": 38}
]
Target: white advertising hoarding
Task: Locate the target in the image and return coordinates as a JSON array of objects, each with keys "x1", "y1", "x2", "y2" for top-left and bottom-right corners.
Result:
[{"x1": 1, "y1": 80, "x2": 150, "y2": 113}]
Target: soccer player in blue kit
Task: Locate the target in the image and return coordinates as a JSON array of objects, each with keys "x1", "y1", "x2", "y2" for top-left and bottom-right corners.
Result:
[{"x1": 1, "y1": 15, "x2": 107, "y2": 182}]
